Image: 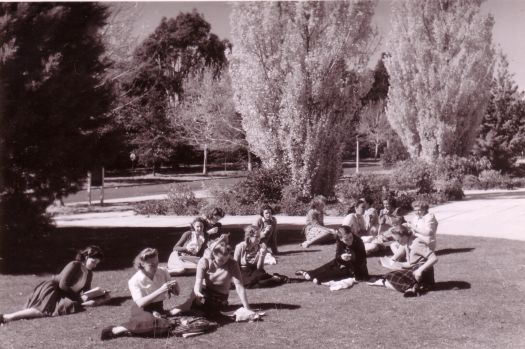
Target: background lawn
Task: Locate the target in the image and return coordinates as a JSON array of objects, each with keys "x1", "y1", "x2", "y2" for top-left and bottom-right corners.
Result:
[{"x1": 1, "y1": 231, "x2": 524, "y2": 349}]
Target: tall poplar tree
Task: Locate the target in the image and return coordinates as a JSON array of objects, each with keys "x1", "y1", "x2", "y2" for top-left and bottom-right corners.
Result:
[
  {"x1": 230, "y1": 1, "x2": 376, "y2": 196},
  {"x1": 385, "y1": 0, "x2": 495, "y2": 161}
]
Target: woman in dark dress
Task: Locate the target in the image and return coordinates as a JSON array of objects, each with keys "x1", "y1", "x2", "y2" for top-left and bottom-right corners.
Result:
[
  {"x1": 297, "y1": 226, "x2": 369, "y2": 284},
  {"x1": 0, "y1": 245, "x2": 106, "y2": 324}
]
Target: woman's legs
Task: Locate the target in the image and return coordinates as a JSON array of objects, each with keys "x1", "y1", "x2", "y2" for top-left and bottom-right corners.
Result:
[{"x1": 3, "y1": 308, "x2": 44, "y2": 322}]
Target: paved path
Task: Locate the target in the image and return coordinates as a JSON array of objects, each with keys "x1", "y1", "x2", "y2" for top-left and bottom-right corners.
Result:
[{"x1": 54, "y1": 188, "x2": 525, "y2": 241}]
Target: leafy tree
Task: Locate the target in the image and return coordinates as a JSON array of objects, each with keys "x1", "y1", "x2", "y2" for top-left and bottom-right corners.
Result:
[
  {"x1": 173, "y1": 67, "x2": 246, "y2": 174},
  {"x1": 118, "y1": 10, "x2": 229, "y2": 173},
  {"x1": 474, "y1": 53, "x2": 525, "y2": 172},
  {"x1": 230, "y1": 1, "x2": 377, "y2": 196},
  {"x1": 0, "y1": 3, "x2": 114, "y2": 253},
  {"x1": 385, "y1": 0, "x2": 495, "y2": 161}
]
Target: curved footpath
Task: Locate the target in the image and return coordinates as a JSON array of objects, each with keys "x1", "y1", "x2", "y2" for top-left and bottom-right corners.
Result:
[{"x1": 54, "y1": 188, "x2": 525, "y2": 241}]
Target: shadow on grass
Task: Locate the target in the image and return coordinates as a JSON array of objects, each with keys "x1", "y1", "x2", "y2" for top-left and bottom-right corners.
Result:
[
  {"x1": 432, "y1": 281, "x2": 471, "y2": 291},
  {"x1": 103, "y1": 296, "x2": 132, "y2": 306},
  {"x1": 1, "y1": 228, "x2": 307, "y2": 275},
  {"x1": 436, "y1": 248, "x2": 475, "y2": 256},
  {"x1": 277, "y1": 249, "x2": 322, "y2": 256}
]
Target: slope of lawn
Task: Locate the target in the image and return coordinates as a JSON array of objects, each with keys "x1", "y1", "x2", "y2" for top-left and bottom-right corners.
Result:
[{"x1": 0, "y1": 230, "x2": 524, "y2": 349}]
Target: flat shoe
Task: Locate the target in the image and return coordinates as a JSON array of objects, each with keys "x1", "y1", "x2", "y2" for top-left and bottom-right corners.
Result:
[{"x1": 100, "y1": 326, "x2": 117, "y2": 341}]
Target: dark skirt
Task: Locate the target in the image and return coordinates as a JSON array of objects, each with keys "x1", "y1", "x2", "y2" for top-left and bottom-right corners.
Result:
[
  {"x1": 307, "y1": 259, "x2": 353, "y2": 283},
  {"x1": 192, "y1": 287, "x2": 229, "y2": 314},
  {"x1": 25, "y1": 280, "x2": 82, "y2": 316},
  {"x1": 241, "y1": 266, "x2": 272, "y2": 288},
  {"x1": 121, "y1": 302, "x2": 171, "y2": 337}
]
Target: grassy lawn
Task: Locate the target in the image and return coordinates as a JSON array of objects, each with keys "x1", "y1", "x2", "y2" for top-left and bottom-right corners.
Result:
[{"x1": 1, "y1": 231, "x2": 524, "y2": 349}]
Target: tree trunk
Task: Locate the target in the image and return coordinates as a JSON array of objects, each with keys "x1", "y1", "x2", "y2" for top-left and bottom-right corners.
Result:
[
  {"x1": 247, "y1": 149, "x2": 252, "y2": 172},
  {"x1": 202, "y1": 144, "x2": 208, "y2": 175},
  {"x1": 100, "y1": 166, "x2": 105, "y2": 206},
  {"x1": 152, "y1": 162, "x2": 156, "y2": 176},
  {"x1": 375, "y1": 142, "x2": 379, "y2": 159},
  {"x1": 356, "y1": 138, "x2": 360, "y2": 174},
  {"x1": 87, "y1": 171, "x2": 92, "y2": 206}
]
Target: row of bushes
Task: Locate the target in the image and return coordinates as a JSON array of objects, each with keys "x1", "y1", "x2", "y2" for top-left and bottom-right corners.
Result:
[{"x1": 135, "y1": 156, "x2": 525, "y2": 217}]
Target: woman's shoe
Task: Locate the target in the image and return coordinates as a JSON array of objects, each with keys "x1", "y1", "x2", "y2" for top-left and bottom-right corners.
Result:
[
  {"x1": 100, "y1": 326, "x2": 117, "y2": 341},
  {"x1": 0, "y1": 314, "x2": 5, "y2": 325}
]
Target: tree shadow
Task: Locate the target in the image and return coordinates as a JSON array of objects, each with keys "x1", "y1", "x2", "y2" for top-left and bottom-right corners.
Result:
[
  {"x1": 277, "y1": 249, "x2": 322, "y2": 256},
  {"x1": 435, "y1": 248, "x2": 475, "y2": 256},
  {"x1": 431, "y1": 281, "x2": 471, "y2": 292}
]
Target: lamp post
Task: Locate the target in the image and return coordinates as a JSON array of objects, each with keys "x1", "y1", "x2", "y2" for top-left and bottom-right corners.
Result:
[{"x1": 130, "y1": 152, "x2": 136, "y2": 173}]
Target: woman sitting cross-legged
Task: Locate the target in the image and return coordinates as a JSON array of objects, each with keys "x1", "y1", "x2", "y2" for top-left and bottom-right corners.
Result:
[
  {"x1": 367, "y1": 225, "x2": 438, "y2": 297},
  {"x1": 364, "y1": 199, "x2": 406, "y2": 255},
  {"x1": 234, "y1": 225, "x2": 288, "y2": 289},
  {"x1": 167, "y1": 217, "x2": 208, "y2": 276},
  {"x1": 101, "y1": 248, "x2": 180, "y2": 340},
  {"x1": 0, "y1": 245, "x2": 109, "y2": 324},
  {"x1": 252, "y1": 204, "x2": 279, "y2": 255},
  {"x1": 175, "y1": 236, "x2": 255, "y2": 318},
  {"x1": 296, "y1": 225, "x2": 369, "y2": 285}
]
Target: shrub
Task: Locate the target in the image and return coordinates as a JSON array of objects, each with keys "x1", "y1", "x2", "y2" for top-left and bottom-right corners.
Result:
[
  {"x1": 434, "y1": 155, "x2": 491, "y2": 182},
  {"x1": 135, "y1": 200, "x2": 169, "y2": 215},
  {"x1": 381, "y1": 135, "x2": 410, "y2": 168},
  {"x1": 336, "y1": 174, "x2": 390, "y2": 210},
  {"x1": 277, "y1": 185, "x2": 310, "y2": 216},
  {"x1": 392, "y1": 190, "x2": 416, "y2": 212},
  {"x1": 207, "y1": 185, "x2": 258, "y2": 215},
  {"x1": 235, "y1": 166, "x2": 290, "y2": 205},
  {"x1": 390, "y1": 159, "x2": 435, "y2": 194},
  {"x1": 477, "y1": 170, "x2": 516, "y2": 190},
  {"x1": 135, "y1": 184, "x2": 202, "y2": 215},
  {"x1": 462, "y1": 174, "x2": 481, "y2": 190},
  {"x1": 434, "y1": 179, "x2": 465, "y2": 201}
]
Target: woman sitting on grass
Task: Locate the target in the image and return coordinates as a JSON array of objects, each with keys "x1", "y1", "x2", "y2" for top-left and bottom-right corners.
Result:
[
  {"x1": 367, "y1": 225, "x2": 438, "y2": 297},
  {"x1": 176, "y1": 236, "x2": 255, "y2": 317},
  {"x1": 296, "y1": 225, "x2": 369, "y2": 285},
  {"x1": 252, "y1": 204, "x2": 279, "y2": 255},
  {"x1": 342, "y1": 199, "x2": 370, "y2": 237},
  {"x1": 101, "y1": 248, "x2": 180, "y2": 340},
  {"x1": 301, "y1": 195, "x2": 336, "y2": 248},
  {"x1": 202, "y1": 207, "x2": 226, "y2": 242},
  {"x1": 234, "y1": 225, "x2": 288, "y2": 288},
  {"x1": 0, "y1": 245, "x2": 108, "y2": 324},
  {"x1": 167, "y1": 217, "x2": 208, "y2": 276},
  {"x1": 364, "y1": 199, "x2": 406, "y2": 255}
]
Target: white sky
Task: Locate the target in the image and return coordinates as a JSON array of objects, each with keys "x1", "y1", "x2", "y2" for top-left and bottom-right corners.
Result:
[{"x1": 130, "y1": 0, "x2": 525, "y2": 91}]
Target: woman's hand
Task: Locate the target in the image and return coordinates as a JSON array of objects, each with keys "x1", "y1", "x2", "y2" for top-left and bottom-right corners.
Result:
[
  {"x1": 413, "y1": 269, "x2": 423, "y2": 282},
  {"x1": 167, "y1": 280, "x2": 179, "y2": 296},
  {"x1": 341, "y1": 253, "x2": 352, "y2": 261}
]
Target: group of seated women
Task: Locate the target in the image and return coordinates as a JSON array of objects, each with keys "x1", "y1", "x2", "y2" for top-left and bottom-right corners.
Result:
[{"x1": 0, "y1": 198, "x2": 439, "y2": 340}]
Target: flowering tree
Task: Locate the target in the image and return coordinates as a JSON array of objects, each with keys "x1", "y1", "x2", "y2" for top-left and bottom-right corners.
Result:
[
  {"x1": 385, "y1": 0, "x2": 495, "y2": 161},
  {"x1": 230, "y1": 1, "x2": 376, "y2": 195}
]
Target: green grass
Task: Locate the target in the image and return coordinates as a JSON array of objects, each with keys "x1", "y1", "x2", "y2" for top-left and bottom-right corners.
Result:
[{"x1": 1, "y1": 233, "x2": 524, "y2": 349}]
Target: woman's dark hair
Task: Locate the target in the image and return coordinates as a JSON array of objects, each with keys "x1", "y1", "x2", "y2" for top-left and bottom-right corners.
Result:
[
  {"x1": 206, "y1": 207, "x2": 225, "y2": 220},
  {"x1": 259, "y1": 204, "x2": 273, "y2": 216},
  {"x1": 347, "y1": 198, "x2": 366, "y2": 214},
  {"x1": 76, "y1": 245, "x2": 104, "y2": 262},
  {"x1": 335, "y1": 225, "x2": 353, "y2": 240},
  {"x1": 390, "y1": 225, "x2": 410, "y2": 237}
]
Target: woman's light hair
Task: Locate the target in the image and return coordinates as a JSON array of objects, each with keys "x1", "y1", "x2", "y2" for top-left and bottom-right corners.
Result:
[{"x1": 133, "y1": 247, "x2": 158, "y2": 270}]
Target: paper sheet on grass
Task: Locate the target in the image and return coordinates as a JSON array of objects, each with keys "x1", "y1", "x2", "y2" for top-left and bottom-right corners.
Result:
[{"x1": 379, "y1": 257, "x2": 404, "y2": 270}]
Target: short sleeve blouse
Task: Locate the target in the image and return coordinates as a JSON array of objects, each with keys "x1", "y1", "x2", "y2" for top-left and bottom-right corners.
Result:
[{"x1": 128, "y1": 267, "x2": 170, "y2": 304}]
